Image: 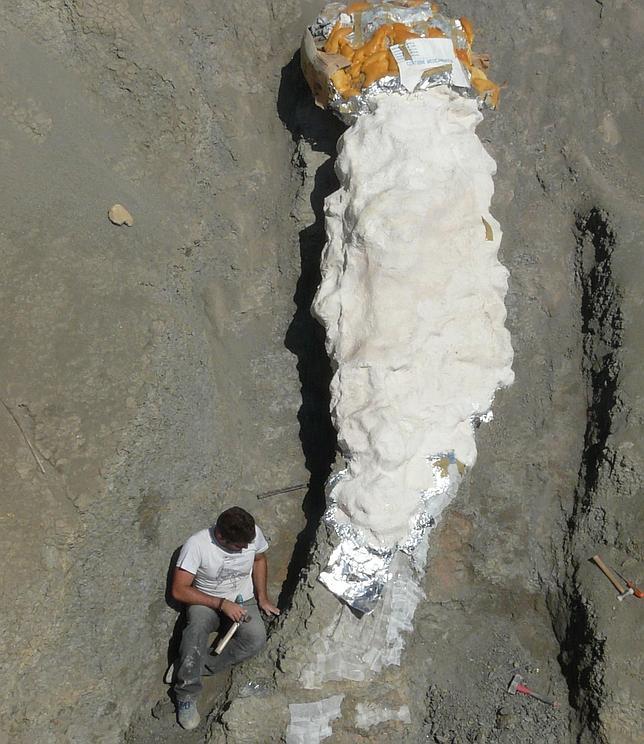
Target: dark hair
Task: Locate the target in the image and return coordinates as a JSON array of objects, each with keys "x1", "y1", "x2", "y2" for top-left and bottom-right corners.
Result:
[{"x1": 216, "y1": 507, "x2": 255, "y2": 543}]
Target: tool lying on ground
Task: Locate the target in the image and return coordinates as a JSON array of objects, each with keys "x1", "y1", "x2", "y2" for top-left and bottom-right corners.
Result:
[
  {"x1": 507, "y1": 674, "x2": 559, "y2": 708},
  {"x1": 256, "y1": 483, "x2": 307, "y2": 500},
  {"x1": 214, "y1": 594, "x2": 250, "y2": 655},
  {"x1": 590, "y1": 554, "x2": 643, "y2": 601}
]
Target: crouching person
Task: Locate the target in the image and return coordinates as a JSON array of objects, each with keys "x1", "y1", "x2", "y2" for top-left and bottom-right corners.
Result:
[{"x1": 170, "y1": 506, "x2": 280, "y2": 730}]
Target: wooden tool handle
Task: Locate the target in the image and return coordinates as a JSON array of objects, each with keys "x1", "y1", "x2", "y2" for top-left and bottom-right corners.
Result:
[
  {"x1": 591, "y1": 555, "x2": 625, "y2": 594},
  {"x1": 214, "y1": 621, "x2": 240, "y2": 655}
]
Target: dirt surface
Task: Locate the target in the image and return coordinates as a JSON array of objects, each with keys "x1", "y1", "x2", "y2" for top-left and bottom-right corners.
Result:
[{"x1": 0, "y1": 1, "x2": 641, "y2": 743}]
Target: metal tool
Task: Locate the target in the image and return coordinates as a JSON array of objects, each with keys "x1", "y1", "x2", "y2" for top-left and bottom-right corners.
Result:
[
  {"x1": 609, "y1": 562, "x2": 643, "y2": 601},
  {"x1": 256, "y1": 483, "x2": 307, "y2": 500},
  {"x1": 507, "y1": 674, "x2": 559, "y2": 708},
  {"x1": 214, "y1": 594, "x2": 250, "y2": 655},
  {"x1": 590, "y1": 555, "x2": 643, "y2": 601}
]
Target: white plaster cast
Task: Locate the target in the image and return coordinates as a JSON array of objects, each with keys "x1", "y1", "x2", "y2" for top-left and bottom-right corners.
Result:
[{"x1": 312, "y1": 87, "x2": 514, "y2": 549}]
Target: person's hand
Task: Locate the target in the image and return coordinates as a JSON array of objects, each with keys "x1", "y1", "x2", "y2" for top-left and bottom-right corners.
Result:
[
  {"x1": 221, "y1": 599, "x2": 247, "y2": 623},
  {"x1": 258, "y1": 597, "x2": 280, "y2": 617}
]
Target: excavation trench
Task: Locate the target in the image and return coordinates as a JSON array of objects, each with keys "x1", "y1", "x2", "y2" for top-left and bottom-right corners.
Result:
[{"x1": 551, "y1": 208, "x2": 632, "y2": 744}]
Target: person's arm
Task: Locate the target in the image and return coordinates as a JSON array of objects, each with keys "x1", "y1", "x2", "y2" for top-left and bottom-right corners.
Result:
[
  {"x1": 252, "y1": 553, "x2": 280, "y2": 616},
  {"x1": 171, "y1": 568, "x2": 246, "y2": 622}
]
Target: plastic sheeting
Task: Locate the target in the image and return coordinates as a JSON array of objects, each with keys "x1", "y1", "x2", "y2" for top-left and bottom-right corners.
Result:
[
  {"x1": 285, "y1": 695, "x2": 344, "y2": 744},
  {"x1": 300, "y1": 545, "x2": 426, "y2": 688},
  {"x1": 355, "y1": 702, "x2": 411, "y2": 729}
]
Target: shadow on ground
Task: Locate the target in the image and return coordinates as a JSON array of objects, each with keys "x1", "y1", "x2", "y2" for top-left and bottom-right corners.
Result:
[{"x1": 277, "y1": 53, "x2": 344, "y2": 610}]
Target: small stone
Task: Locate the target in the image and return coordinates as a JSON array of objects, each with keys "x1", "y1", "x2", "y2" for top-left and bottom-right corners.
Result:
[
  {"x1": 495, "y1": 707, "x2": 513, "y2": 730},
  {"x1": 150, "y1": 698, "x2": 170, "y2": 720},
  {"x1": 108, "y1": 203, "x2": 134, "y2": 226}
]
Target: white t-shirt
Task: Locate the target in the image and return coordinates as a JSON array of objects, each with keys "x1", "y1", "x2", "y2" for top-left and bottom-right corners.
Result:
[{"x1": 176, "y1": 525, "x2": 269, "y2": 601}]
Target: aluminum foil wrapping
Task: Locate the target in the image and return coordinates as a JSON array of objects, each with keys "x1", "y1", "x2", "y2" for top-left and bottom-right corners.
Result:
[
  {"x1": 311, "y1": 2, "x2": 347, "y2": 40},
  {"x1": 309, "y1": 1, "x2": 477, "y2": 124},
  {"x1": 319, "y1": 454, "x2": 463, "y2": 614},
  {"x1": 318, "y1": 540, "x2": 392, "y2": 615}
]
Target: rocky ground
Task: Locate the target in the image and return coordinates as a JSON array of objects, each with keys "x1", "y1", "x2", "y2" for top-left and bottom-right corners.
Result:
[{"x1": 0, "y1": 2, "x2": 641, "y2": 744}]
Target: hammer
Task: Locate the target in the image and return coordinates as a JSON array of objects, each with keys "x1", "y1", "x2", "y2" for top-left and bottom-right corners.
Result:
[
  {"x1": 590, "y1": 555, "x2": 643, "y2": 601},
  {"x1": 507, "y1": 674, "x2": 559, "y2": 708},
  {"x1": 214, "y1": 594, "x2": 250, "y2": 655}
]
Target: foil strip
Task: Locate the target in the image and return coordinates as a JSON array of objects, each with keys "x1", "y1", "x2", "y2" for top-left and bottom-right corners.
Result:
[
  {"x1": 328, "y1": 72, "x2": 478, "y2": 125},
  {"x1": 315, "y1": 2, "x2": 347, "y2": 32},
  {"x1": 319, "y1": 453, "x2": 464, "y2": 613},
  {"x1": 360, "y1": 5, "x2": 435, "y2": 35}
]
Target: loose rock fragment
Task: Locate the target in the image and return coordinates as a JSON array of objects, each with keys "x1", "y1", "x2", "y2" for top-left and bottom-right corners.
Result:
[{"x1": 108, "y1": 203, "x2": 134, "y2": 226}]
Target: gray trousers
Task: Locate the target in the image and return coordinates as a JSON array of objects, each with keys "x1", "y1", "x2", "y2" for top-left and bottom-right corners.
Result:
[{"x1": 174, "y1": 599, "x2": 266, "y2": 702}]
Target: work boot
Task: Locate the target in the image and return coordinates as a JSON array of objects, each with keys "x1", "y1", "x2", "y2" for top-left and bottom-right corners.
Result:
[{"x1": 176, "y1": 699, "x2": 200, "y2": 730}]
